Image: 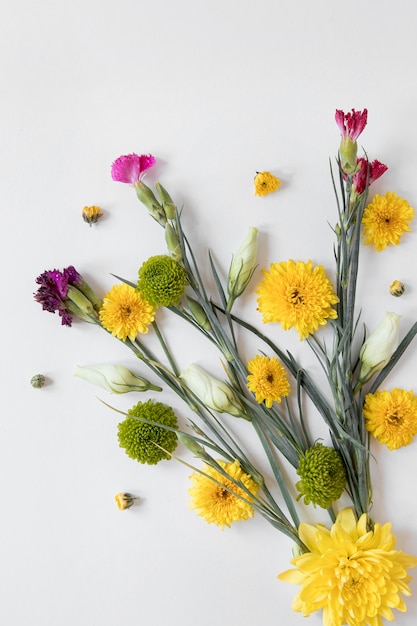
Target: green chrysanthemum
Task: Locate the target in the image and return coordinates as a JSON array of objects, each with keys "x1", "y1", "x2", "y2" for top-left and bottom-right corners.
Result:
[
  {"x1": 118, "y1": 399, "x2": 178, "y2": 465},
  {"x1": 296, "y1": 443, "x2": 346, "y2": 509},
  {"x1": 137, "y1": 255, "x2": 188, "y2": 307}
]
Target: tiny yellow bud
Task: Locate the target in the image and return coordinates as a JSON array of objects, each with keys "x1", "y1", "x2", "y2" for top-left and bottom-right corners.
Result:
[
  {"x1": 82, "y1": 205, "x2": 103, "y2": 226},
  {"x1": 114, "y1": 493, "x2": 139, "y2": 510},
  {"x1": 389, "y1": 280, "x2": 405, "y2": 297},
  {"x1": 254, "y1": 171, "x2": 281, "y2": 196}
]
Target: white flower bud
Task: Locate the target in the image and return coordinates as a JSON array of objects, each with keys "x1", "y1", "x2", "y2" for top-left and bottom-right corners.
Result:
[
  {"x1": 74, "y1": 364, "x2": 162, "y2": 394},
  {"x1": 180, "y1": 363, "x2": 244, "y2": 417},
  {"x1": 227, "y1": 227, "x2": 258, "y2": 308},
  {"x1": 359, "y1": 312, "x2": 400, "y2": 382}
]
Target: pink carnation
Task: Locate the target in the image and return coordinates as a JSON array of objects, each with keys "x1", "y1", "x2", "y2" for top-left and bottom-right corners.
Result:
[
  {"x1": 353, "y1": 158, "x2": 388, "y2": 195},
  {"x1": 111, "y1": 153, "x2": 156, "y2": 184},
  {"x1": 335, "y1": 108, "x2": 368, "y2": 141}
]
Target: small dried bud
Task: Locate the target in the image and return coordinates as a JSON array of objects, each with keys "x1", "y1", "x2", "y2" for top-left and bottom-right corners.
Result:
[
  {"x1": 82, "y1": 205, "x2": 103, "y2": 226},
  {"x1": 31, "y1": 374, "x2": 46, "y2": 388},
  {"x1": 114, "y1": 493, "x2": 139, "y2": 510},
  {"x1": 389, "y1": 280, "x2": 405, "y2": 297}
]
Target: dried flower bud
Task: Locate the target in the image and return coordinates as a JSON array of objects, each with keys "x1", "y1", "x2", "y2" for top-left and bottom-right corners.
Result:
[
  {"x1": 82, "y1": 205, "x2": 103, "y2": 226},
  {"x1": 389, "y1": 280, "x2": 405, "y2": 297},
  {"x1": 115, "y1": 493, "x2": 139, "y2": 510},
  {"x1": 31, "y1": 374, "x2": 46, "y2": 388}
]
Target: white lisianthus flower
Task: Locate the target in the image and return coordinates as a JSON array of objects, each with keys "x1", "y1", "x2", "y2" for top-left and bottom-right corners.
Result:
[
  {"x1": 74, "y1": 364, "x2": 162, "y2": 394},
  {"x1": 359, "y1": 312, "x2": 401, "y2": 382},
  {"x1": 180, "y1": 363, "x2": 245, "y2": 418},
  {"x1": 227, "y1": 227, "x2": 258, "y2": 310}
]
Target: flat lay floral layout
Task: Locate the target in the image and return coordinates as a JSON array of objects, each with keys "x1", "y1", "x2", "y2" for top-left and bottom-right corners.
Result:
[{"x1": 34, "y1": 109, "x2": 417, "y2": 626}]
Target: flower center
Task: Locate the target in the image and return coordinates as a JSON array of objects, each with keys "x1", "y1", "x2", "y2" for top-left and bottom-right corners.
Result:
[
  {"x1": 266, "y1": 373, "x2": 274, "y2": 383},
  {"x1": 120, "y1": 304, "x2": 133, "y2": 319},
  {"x1": 289, "y1": 288, "x2": 304, "y2": 305},
  {"x1": 216, "y1": 486, "x2": 231, "y2": 500},
  {"x1": 387, "y1": 410, "x2": 404, "y2": 426}
]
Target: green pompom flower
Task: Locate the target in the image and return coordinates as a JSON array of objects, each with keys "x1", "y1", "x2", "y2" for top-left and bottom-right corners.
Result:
[
  {"x1": 137, "y1": 255, "x2": 187, "y2": 307},
  {"x1": 118, "y1": 399, "x2": 178, "y2": 465},
  {"x1": 295, "y1": 443, "x2": 346, "y2": 509}
]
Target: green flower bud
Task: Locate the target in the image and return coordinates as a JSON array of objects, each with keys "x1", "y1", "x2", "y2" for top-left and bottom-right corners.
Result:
[
  {"x1": 180, "y1": 363, "x2": 246, "y2": 418},
  {"x1": 359, "y1": 312, "x2": 400, "y2": 383},
  {"x1": 156, "y1": 182, "x2": 177, "y2": 220},
  {"x1": 118, "y1": 399, "x2": 178, "y2": 465},
  {"x1": 177, "y1": 432, "x2": 208, "y2": 459},
  {"x1": 339, "y1": 137, "x2": 358, "y2": 174},
  {"x1": 296, "y1": 443, "x2": 346, "y2": 509},
  {"x1": 186, "y1": 297, "x2": 212, "y2": 330},
  {"x1": 76, "y1": 277, "x2": 103, "y2": 311},
  {"x1": 74, "y1": 364, "x2": 162, "y2": 394},
  {"x1": 66, "y1": 285, "x2": 99, "y2": 322},
  {"x1": 137, "y1": 255, "x2": 188, "y2": 308},
  {"x1": 135, "y1": 181, "x2": 167, "y2": 226},
  {"x1": 165, "y1": 224, "x2": 183, "y2": 262},
  {"x1": 227, "y1": 227, "x2": 258, "y2": 310}
]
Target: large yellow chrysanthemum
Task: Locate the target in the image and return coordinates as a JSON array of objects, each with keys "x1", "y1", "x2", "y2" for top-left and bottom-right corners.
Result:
[
  {"x1": 362, "y1": 192, "x2": 414, "y2": 251},
  {"x1": 246, "y1": 355, "x2": 290, "y2": 408},
  {"x1": 189, "y1": 459, "x2": 258, "y2": 529},
  {"x1": 256, "y1": 260, "x2": 339, "y2": 340},
  {"x1": 363, "y1": 388, "x2": 417, "y2": 450},
  {"x1": 278, "y1": 508, "x2": 417, "y2": 626},
  {"x1": 99, "y1": 283, "x2": 155, "y2": 341}
]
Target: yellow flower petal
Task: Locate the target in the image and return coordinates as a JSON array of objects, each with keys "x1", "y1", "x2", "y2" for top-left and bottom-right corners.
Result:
[{"x1": 278, "y1": 508, "x2": 417, "y2": 625}]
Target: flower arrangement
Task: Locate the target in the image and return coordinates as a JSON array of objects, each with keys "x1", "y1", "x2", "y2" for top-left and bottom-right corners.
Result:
[{"x1": 34, "y1": 109, "x2": 417, "y2": 625}]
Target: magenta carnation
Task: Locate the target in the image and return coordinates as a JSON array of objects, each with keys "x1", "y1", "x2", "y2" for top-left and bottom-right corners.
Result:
[
  {"x1": 353, "y1": 157, "x2": 388, "y2": 195},
  {"x1": 335, "y1": 108, "x2": 368, "y2": 141},
  {"x1": 111, "y1": 153, "x2": 156, "y2": 184},
  {"x1": 34, "y1": 265, "x2": 82, "y2": 326}
]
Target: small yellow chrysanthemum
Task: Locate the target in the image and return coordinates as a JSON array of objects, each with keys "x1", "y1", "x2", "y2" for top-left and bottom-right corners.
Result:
[
  {"x1": 257, "y1": 260, "x2": 339, "y2": 340},
  {"x1": 99, "y1": 283, "x2": 155, "y2": 341},
  {"x1": 278, "y1": 508, "x2": 417, "y2": 626},
  {"x1": 254, "y1": 171, "x2": 281, "y2": 196},
  {"x1": 189, "y1": 459, "x2": 258, "y2": 529},
  {"x1": 363, "y1": 388, "x2": 417, "y2": 450},
  {"x1": 362, "y1": 192, "x2": 414, "y2": 251},
  {"x1": 246, "y1": 355, "x2": 290, "y2": 408}
]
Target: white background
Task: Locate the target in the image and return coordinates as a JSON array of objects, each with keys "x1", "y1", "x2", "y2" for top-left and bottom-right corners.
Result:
[{"x1": 2, "y1": 1, "x2": 417, "y2": 624}]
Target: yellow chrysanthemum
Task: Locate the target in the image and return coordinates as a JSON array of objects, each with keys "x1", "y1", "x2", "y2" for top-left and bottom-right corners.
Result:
[
  {"x1": 189, "y1": 459, "x2": 258, "y2": 529},
  {"x1": 363, "y1": 388, "x2": 417, "y2": 450},
  {"x1": 362, "y1": 192, "x2": 414, "y2": 251},
  {"x1": 254, "y1": 171, "x2": 281, "y2": 196},
  {"x1": 256, "y1": 260, "x2": 339, "y2": 340},
  {"x1": 99, "y1": 283, "x2": 155, "y2": 341},
  {"x1": 278, "y1": 508, "x2": 417, "y2": 626},
  {"x1": 246, "y1": 355, "x2": 290, "y2": 408}
]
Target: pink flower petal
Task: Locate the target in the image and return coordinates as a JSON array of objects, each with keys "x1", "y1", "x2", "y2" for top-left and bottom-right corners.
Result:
[{"x1": 111, "y1": 153, "x2": 156, "y2": 184}]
